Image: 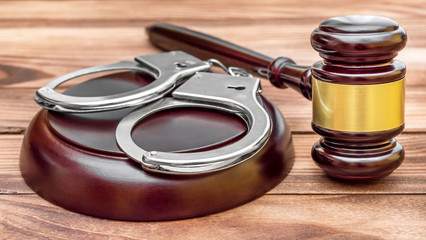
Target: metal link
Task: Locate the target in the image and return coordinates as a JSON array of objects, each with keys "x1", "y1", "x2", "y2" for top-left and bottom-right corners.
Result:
[{"x1": 206, "y1": 59, "x2": 253, "y2": 78}]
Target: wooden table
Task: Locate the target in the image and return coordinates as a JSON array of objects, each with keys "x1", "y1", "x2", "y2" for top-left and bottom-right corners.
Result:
[{"x1": 1, "y1": 0, "x2": 425, "y2": 239}]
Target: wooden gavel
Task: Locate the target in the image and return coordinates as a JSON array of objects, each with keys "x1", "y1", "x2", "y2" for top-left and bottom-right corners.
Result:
[{"x1": 147, "y1": 15, "x2": 407, "y2": 180}]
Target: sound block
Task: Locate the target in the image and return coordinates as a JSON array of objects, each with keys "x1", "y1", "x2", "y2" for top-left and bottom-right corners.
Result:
[{"x1": 20, "y1": 72, "x2": 295, "y2": 221}]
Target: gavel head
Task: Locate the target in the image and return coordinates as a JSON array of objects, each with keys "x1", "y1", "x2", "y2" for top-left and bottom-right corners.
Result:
[{"x1": 309, "y1": 15, "x2": 407, "y2": 180}]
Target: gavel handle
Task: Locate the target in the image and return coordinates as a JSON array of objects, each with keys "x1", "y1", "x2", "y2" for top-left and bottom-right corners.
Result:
[{"x1": 147, "y1": 23, "x2": 312, "y2": 100}]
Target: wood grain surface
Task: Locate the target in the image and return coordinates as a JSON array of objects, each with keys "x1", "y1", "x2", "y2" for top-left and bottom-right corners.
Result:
[
  {"x1": 0, "y1": 0, "x2": 425, "y2": 239},
  {"x1": 1, "y1": 195, "x2": 425, "y2": 240}
]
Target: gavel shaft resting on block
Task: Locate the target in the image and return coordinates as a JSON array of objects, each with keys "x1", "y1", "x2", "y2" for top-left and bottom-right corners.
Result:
[{"x1": 147, "y1": 15, "x2": 407, "y2": 180}]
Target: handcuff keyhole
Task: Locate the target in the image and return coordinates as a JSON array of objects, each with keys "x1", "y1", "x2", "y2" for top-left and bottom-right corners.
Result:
[
  {"x1": 175, "y1": 62, "x2": 188, "y2": 68},
  {"x1": 227, "y1": 85, "x2": 245, "y2": 90}
]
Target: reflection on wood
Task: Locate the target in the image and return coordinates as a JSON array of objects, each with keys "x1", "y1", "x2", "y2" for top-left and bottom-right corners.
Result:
[{"x1": 0, "y1": 64, "x2": 53, "y2": 85}]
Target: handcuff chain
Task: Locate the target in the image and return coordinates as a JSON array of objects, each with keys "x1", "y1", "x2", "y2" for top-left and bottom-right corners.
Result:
[{"x1": 205, "y1": 59, "x2": 253, "y2": 78}]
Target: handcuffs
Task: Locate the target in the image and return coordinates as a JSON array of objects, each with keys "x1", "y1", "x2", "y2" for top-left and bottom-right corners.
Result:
[{"x1": 35, "y1": 51, "x2": 272, "y2": 175}]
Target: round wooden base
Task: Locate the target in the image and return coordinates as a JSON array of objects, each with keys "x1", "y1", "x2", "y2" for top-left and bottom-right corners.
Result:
[{"x1": 20, "y1": 72, "x2": 295, "y2": 221}]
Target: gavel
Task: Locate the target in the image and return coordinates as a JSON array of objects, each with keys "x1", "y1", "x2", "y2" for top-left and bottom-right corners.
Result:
[{"x1": 147, "y1": 15, "x2": 407, "y2": 180}]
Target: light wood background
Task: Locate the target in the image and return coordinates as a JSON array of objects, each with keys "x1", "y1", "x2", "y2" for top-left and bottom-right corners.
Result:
[{"x1": 1, "y1": 0, "x2": 425, "y2": 239}]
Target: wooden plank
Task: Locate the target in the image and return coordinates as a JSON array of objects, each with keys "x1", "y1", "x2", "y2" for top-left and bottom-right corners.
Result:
[
  {"x1": 0, "y1": 194, "x2": 424, "y2": 240},
  {"x1": 0, "y1": 89, "x2": 38, "y2": 133},
  {"x1": 0, "y1": 1, "x2": 423, "y2": 89},
  {"x1": 1, "y1": 86, "x2": 425, "y2": 133},
  {"x1": 0, "y1": 0, "x2": 424, "y2": 24},
  {"x1": 0, "y1": 23, "x2": 423, "y2": 88},
  {"x1": 0, "y1": 135, "x2": 32, "y2": 193},
  {"x1": 2, "y1": 133, "x2": 425, "y2": 195}
]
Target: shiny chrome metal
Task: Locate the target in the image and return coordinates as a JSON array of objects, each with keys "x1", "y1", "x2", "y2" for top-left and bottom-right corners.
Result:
[
  {"x1": 227, "y1": 67, "x2": 253, "y2": 78},
  {"x1": 206, "y1": 58, "x2": 229, "y2": 73},
  {"x1": 206, "y1": 59, "x2": 253, "y2": 78},
  {"x1": 34, "y1": 51, "x2": 210, "y2": 112},
  {"x1": 116, "y1": 72, "x2": 272, "y2": 175}
]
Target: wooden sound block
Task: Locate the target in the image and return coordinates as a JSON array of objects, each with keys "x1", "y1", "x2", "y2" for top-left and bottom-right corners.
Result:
[{"x1": 20, "y1": 72, "x2": 295, "y2": 221}]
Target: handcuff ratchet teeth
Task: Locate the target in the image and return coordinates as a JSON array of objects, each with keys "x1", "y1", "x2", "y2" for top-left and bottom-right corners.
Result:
[
  {"x1": 35, "y1": 51, "x2": 273, "y2": 175},
  {"x1": 35, "y1": 51, "x2": 211, "y2": 113}
]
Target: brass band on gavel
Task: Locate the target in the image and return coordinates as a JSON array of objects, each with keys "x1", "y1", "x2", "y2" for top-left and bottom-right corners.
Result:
[{"x1": 312, "y1": 77, "x2": 405, "y2": 133}]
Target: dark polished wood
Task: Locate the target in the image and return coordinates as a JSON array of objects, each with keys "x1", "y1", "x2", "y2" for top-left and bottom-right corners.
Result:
[
  {"x1": 310, "y1": 15, "x2": 407, "y2": 180},
  {"x1": 19, "y1": 72, "x2": 295, "y2": 221},
  {"x1": 311, "y1": 15, "x2": 407, "y2": 64},
  {"x1": 147, "y1": 15, "x2": 407, "y2": 180},
  {"x1": 147, "y1": 23, "x2": 274, "y2": 77},
  {"x1": 311, "y1": 123, "x2": 405, "y2": 180},
  {"x1": 147, "y1": 23, "x2": 313, "y2": 99}
]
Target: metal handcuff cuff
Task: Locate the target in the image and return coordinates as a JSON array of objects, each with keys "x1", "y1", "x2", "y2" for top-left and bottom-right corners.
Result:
[{"x1": 35, "y1": 51, "x2": 272, "y2": 175}]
